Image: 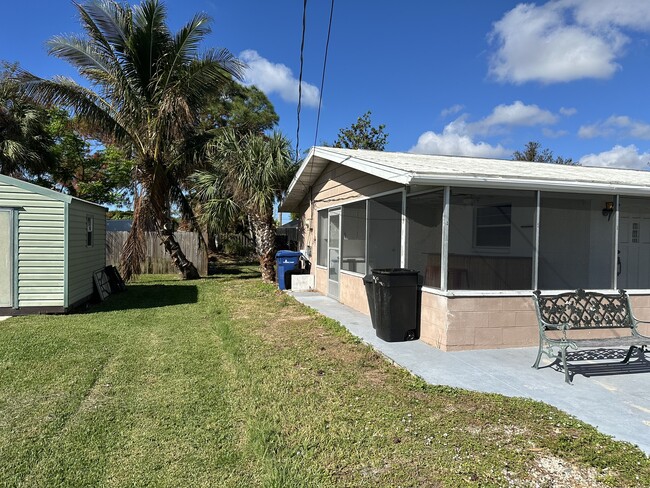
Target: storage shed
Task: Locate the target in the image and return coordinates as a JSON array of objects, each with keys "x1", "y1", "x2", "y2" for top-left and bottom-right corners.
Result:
[
  {"x1": 280, "y1": 146, "x2": 650, "y2": 351},
  {"x1": 0, "y1": 174, "x2": 107, "y2": 315}
]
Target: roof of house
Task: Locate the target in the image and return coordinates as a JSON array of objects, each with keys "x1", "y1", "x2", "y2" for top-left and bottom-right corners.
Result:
[
  {"x1": 0, "y1": 173, "x2": 107, "y2": 210},
  {"x1": 280, "y1": 146, "x2": 650, "y2": 211}
]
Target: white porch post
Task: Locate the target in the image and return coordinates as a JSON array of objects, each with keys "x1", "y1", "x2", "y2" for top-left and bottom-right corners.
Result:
[
  {"x1": 533, "y1": 190, "x2": 541, "y2": 290},
  {"x1": 613, "y1": 194, "x2": 620, "y2": 289},
  {"x1": 441, "y1": 186, "x2": 450, "y2": 291},
  {"x1": 400, "y1": 188, "x2": 407, "y2": 268}
]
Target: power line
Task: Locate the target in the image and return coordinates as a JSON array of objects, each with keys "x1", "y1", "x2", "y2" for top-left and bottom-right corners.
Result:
[
  {"x1": 313, "y1": 0, "x2": 335, "y2": 148},
  {"x1": 296, "y1": 0, "x2": 307, "y2": 163}
]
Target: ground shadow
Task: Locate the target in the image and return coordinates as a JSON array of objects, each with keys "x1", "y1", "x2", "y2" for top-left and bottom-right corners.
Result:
[
  {"x1": 207, "y1": 264, "x2": 261, "y2": 281},
  {"x1": 544, "y1": 348, "x2": 650, "y2": 382},
  {"x1": 85, "y1": 284, "x2": 199, "y2": 313}
]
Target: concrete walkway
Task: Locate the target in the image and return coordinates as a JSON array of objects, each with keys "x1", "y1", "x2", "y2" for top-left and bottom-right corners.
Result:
[{"x1": 289, "y1": 291, "x2": 650, "y2": 455}]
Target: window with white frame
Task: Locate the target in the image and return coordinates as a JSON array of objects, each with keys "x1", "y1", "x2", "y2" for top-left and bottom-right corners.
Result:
[{"x1": 474, "y1": 204, "x2": 512, "y2": 248}]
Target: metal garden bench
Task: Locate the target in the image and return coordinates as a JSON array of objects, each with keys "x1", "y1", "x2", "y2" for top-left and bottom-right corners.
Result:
[{"x1": 532, "y1": 289, "x2": 650, "y2": 384}]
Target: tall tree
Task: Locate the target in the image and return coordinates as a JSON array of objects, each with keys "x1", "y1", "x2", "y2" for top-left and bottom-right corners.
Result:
[
  {"x1": 17, "y1": 0, "x2": 243, "y2": 280},
  {"x1": 512, "y1": 141, "x2": 577, "y2": 165},
  {"x1": 332, "y1": 111, "x2": 388, "y2": 150},
  {"x1": 0, "y1": 63, "x2": 56, "y2": 178},
  {"x1": 193, "y1": 129, "x2": 297, "y2": 282}
]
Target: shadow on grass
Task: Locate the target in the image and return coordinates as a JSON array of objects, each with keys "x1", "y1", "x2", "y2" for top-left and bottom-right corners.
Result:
[
  {"x1": 88, "y1": 284, "x2": 199, "y2": 313},
  {"x1": 207, "y1": 263, "x2": 261, "y2": 281}
]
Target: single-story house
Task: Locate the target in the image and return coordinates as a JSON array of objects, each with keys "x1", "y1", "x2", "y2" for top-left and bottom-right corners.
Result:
[
  {"x1": 0, "y1": 173, "x2": 107, "y2": 315},
  {"x1": 279, "y1": 146, "x2": 650, "y2": 351}
]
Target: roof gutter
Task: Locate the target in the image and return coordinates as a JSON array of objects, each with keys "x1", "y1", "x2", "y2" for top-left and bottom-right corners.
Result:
[{"x1": 409, "y1": 175, "x2": 650, "y2": 196}]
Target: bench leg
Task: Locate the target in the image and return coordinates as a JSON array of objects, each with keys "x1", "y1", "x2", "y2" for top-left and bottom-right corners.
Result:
[
  {"x1": 622, "y1": 346, "x2": 637, "y2": 364},
  {"x1": 532, "y1": 342, "x2": 543, "y2": 369},
  {"x1": 561, "y1": 346, "x2": 572, "y2": 384}
]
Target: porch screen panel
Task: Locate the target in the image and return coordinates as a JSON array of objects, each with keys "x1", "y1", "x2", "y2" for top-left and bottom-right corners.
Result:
[
  {"x1": 406, "y1": 190, "x2": 443, "y2": 287},
  {"x1": 448, "y1": 188, "x2": 535, "y2": 290},
  {"x1": 538, "y1": 192, "x2": 614, "y2": 290},
  {"x1": 367, "y1": 193, "x2": 402, "y2": 270},
  {"x1": 341, "y1": 201, "x2": 367, "y2": 274},
  {"x1": 317, "y1": 210, "x2": 328, "y2": 266},
  {"x1": 616, "y1": 197, "x2": 650, "y2": 289}
]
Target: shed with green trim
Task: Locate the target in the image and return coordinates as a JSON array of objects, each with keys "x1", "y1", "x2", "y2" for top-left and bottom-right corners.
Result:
[{"x1": 0, "y1": 173, "x2": 106, "y2": 315}]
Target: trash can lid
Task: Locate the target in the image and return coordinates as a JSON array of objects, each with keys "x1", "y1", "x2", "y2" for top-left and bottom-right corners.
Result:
[
  {"x1": 275, "y1": 250, "x2": 303, "y2": 258},
  {"x1": 371, "y1": 268, "x2": 419, "y2": 275}
]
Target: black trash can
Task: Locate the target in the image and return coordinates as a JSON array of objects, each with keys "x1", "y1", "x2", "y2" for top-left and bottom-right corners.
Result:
[
  {"x1": 363, "y1": 273, "x2": 378, "y2": 329},
  {"x1": 371, "y1": 268, "x2": 421, "y2": 342}
]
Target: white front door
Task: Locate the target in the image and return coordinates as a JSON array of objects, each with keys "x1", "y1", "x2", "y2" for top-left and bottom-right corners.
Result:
[
  {"x1": 327, "y1": 209, "x2": 341, "y2": 299},
  {"x1": 619, "y1": 215, "x2": 650, "y2": 288},
  {"x1": 0, "y1": 210, "x2": 13, "y2": 307}
]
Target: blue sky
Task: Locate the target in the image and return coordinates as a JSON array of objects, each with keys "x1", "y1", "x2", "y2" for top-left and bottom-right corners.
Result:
[{"x1": 2, "y1": 0, "x2": 650, "y2": 169}]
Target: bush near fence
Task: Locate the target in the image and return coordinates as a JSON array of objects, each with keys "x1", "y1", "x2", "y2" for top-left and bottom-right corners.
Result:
[{"x1": 106, "y1": 231, "x2": 208, "y2": 275}]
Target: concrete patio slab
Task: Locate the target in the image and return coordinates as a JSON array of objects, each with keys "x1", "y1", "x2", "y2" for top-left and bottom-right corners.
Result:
[
  {"x1": 0, "y1": 316, "x2": 10, "y2": 322},
  {"x1": 289, "y1": 291, "x2": 650, "y2": 455}
]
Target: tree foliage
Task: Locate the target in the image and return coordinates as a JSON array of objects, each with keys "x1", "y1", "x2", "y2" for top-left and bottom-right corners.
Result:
[
  {"x1": 0, "y1": 63, "x2": 56, "y2": 178},
  {"x1": 332, "y1": 111, "x2": 388, "y2": 150},
  {"x1": 512, "y1": 141, "x2": 577, "y2": 165},
  {"x1": 16, "y1": 0, "x2": 243, "y2": 280},
  {"x1": 193, "y1": 129, "x2": 297, "y2": 282}
]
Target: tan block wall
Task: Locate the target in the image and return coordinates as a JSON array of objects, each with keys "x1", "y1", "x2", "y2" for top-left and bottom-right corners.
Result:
[
  {"x1": 339, "y1": 272, "x2": 369, "y2": 315},
  {"x1": 419, "y1": 291, "x2": 448, "y2": 349},
  {"x1": 314, "y1": 266, "x2": 328, "y2": 295},
  {"x1": 444, "y1": 296, "x2": 538, "y2": 351},
  {"x1": 629, "y1": 296, "x2": 650, "y2": 336}
]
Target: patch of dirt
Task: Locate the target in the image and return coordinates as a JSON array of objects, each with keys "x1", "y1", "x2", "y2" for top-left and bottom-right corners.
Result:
[{"x1": 505, "y1": 454, "x2": 611, "y2": 487}]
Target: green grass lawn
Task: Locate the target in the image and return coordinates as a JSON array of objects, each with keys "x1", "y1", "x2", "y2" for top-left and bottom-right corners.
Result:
[{"x1": 1, "y1": 265, "x2": 648, "y2": 487}]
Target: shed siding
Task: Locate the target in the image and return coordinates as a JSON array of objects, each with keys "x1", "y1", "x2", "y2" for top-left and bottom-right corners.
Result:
[
  {"x1": 0, "y1": 180, "x2": 65, "y2": 307},
  {"x1": 67, "y1": 200, "x2": 106, "y2": 306}
]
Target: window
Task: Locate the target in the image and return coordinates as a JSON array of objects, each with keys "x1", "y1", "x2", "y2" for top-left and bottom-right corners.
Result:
[
  {"x1": 86, "y1": 216, "x2": 94, "y2": 247},
  {"x1": 475, "y1": 205, "x2": 512, "y2": 248},
  {"x1": 538, "y1": 192, "x2": 614, "y2": 289},
  {"x1": 449, "y1": 188, "x2": 535, "y2": 290},
  {"x1": 406, "y1": 190, "x2": 443, "y2": 287},
  {"x1": 317, "y1": 210, "x2": 328, "y2": 266},
  {"x1": 367, "y1": 192, "x2": 402, "y2": 270},
  {"x1": 341, "y1": 201, "x2": 367, "y2": 274}
]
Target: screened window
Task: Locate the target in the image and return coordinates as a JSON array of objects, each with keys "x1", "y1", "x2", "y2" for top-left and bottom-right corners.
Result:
[
  {"x1": 367, "y1": 192, "x2": 402, "y2": 270},
  {"x1": 448, "y1": 188, "x2": 535, "y2": 290},
  {"x1": 406, "y1": 190, "x2": 443, "y2": 287},
  {"x1": 317, "y1": 210, "x2": 328, "y2": 266},
  {"x1": 341, "y1": 201, "x2": 367, "y2": 274},
  {"x1": 538, "y1": 192, "x2": 614, "y2": 289},
  {"x1": 475, "y1": 205, "x2": 512, "y2": 248}
]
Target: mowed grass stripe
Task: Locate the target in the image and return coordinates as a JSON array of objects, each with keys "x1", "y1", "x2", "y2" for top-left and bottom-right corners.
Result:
[{"x1": 0, "y1": 267, "x2": 648, "y2": 487}]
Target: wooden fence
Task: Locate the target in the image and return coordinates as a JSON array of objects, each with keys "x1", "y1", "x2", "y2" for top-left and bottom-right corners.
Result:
[{"x1": 106, "y1": 231, "x2": 208, "y2": 276}]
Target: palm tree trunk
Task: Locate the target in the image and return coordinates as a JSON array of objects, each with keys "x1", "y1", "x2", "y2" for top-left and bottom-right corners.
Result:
[
  {"x1": 160, "y1": 221, "x2": 201, "y2": 280},
  {"x1": 250, "y1": 213, "x2": 276, "y2": 283}
]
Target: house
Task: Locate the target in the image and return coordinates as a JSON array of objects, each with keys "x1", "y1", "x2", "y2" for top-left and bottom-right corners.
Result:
[
  {"x1": 0, "y1": 173, "x2": 107, "y2": 315},
  {"x1": 279, "y1": 146, "x2": 650, "y2": 351}
]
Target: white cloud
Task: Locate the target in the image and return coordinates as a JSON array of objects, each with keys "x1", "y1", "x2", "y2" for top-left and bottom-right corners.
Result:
[
  {"x1": 239, "y1": 49, "x2": 319, "y2": 107},
  {"x1": 559, "y1": 107, "x2": 577, "y2": 116},
  {"x1": 469, "y1": 101, "x2": 558, "y2": 135},
  {"x1": 440, "y1": 104, "x2": 464, "y2": 118},
  {"x1": 578, "y1": 115, "x2": 650, "y2": 139},
  {"x1": 568, "y1": 0, "x2": 650, "y2": 30},
  {"x1": 542, "y1": 127, "x2": 569, "y2": 138},
  {"x1": 488, "y1": 1, "x2": 643, "y2": 84},
  {"x1": 409, "y1": 120, "x2": 510, "y2": 158},
  {"x1": 579, "y1": 144, "x2": 650, "y2": 169}
]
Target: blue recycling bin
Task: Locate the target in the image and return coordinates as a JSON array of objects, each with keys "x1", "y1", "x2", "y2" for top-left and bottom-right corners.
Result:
[{"x1": 276, "y1": 250, "x2": 302, "y2": 290}]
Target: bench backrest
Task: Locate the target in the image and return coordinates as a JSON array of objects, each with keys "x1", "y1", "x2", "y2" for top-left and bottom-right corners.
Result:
[{"x1": 533, "y1": 289, "x2": 632, "y2": 329}]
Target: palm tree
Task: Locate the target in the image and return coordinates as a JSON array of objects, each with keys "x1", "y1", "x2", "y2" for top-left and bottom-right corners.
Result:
[
  {"x1": 0, "y1": 69, "x2": 55, "y2": 178},
  {"x1": 193, "y1": 129, "x2": 297, "y2": 282},
  {"x1": 17, "y1": 0, "x2": 243, "y2": 280}
]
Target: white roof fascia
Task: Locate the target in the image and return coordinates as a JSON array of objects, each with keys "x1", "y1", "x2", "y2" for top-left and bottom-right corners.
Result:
[
  {"x1": 409, "y1": 175, "x2": 650, "y2": 196},
  {"x1": 284, "y1": 146, "x2": 316, "y2": 199},
  {"x1": 314, "y1": 147, "x2": 412, "y2": 184}
]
